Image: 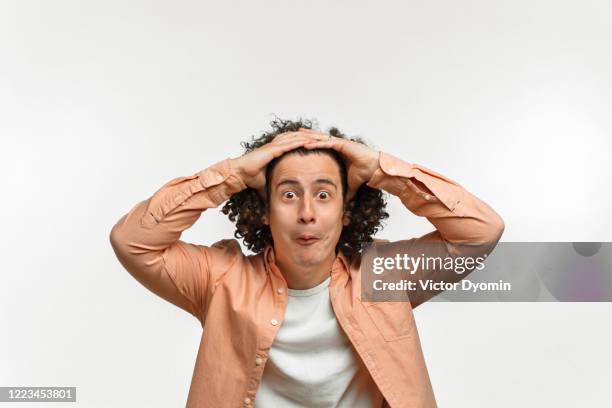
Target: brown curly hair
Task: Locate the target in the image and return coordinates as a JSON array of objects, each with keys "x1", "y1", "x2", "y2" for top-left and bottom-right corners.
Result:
[{"x1": 221, "y1": 116, "x2": 390, "y2": 261}]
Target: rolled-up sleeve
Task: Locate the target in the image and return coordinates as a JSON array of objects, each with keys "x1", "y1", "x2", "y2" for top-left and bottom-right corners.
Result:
[
  {"x1": 365, "y1": 151, "x2": 505, "y2": 308},
  {"x1": 109, "y1": 158, "x2": 247, "y2": 325}
]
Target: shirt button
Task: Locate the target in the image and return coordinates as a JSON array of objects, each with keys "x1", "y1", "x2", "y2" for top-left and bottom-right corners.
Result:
[
  {"x1": 270, "y1": 319, "x2": 278, "y2": 326},
  {"x1": 255, "y1": 357, "x2": 263, "y2": 365},
  {"x1": 277, "y1": 287, "x2": 284, "y2": 294},
  {"x1": 244, "y1": 397, "x2": 251, "y2": 404}
]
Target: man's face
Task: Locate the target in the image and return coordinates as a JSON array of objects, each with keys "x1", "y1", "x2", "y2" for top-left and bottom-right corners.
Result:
[{"x1": 264, "y1": 152, "x2": 349, "y2": 268}]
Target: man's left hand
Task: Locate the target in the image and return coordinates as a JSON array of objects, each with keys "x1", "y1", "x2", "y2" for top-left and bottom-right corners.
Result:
[{"x1": 300, "y1": 128, "x2": 380, "y2": 202}]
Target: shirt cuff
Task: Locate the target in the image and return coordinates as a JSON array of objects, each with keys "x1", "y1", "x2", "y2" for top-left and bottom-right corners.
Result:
[
  {"x1": 196, "y1": 158, "x2": 248, "y2": 207},
  {"x1": 366, "y1": 151, "x2": 465, "y2": 215}
]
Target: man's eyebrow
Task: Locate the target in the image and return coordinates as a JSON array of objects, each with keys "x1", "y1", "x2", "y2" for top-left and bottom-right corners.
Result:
[{"x1": 275, "y1": 178, "x2": 338, "y2": 190}]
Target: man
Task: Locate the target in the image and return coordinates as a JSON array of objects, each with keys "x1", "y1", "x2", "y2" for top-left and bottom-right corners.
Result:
[{"x1": 109, "y1": 122, "x2": 504, "y2": 407}]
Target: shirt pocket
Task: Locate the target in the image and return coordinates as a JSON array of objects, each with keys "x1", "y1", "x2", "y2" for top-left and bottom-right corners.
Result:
[{"x1": 362, "y1": 301, "x2": 415, "y2": 342}]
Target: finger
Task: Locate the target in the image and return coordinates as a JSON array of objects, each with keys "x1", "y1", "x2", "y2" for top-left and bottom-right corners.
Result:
[
  {"x1": 272, "y1": 131, "x2": 301, "y2": 143},
  {"x1": 302, "y1": 139, "x2": 342, "y2": 150},
  {"x1": 272, "y1": 131, "x2": 320, "y2": 145},
  {"x1": 293, "y1": 129, "x2": 326, "y2": 140},
  {"x1": 298, "y1": 127, "x2": 325, "y2": 136},
  {"x1": 279, "y1": 129, "x2": 320, "y2": 137},
  {"x1": 309, "y1": 133, "x2": 334, "y2": 142},
  {"x1": 270, "y1": 137, "x2": 319, "y2": 156},
  {"x1": 298, "y1": 128, "x2": 334, "y2": 140},
  {"x1": 274, "y1": 134, "x2": 321, "y2": 147}
]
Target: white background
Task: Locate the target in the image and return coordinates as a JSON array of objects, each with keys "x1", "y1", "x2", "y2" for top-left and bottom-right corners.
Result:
[{"x1": 1, "y1": 0, "x2": 611, "y2": 406}]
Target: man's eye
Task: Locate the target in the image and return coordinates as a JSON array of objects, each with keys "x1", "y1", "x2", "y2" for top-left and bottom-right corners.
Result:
[
  {"x1": 283, "y1": 191, "x2": 296, "y2": 199},
  {"x1": 319, "y1": 191, "x2": 330, "y2": 199}
]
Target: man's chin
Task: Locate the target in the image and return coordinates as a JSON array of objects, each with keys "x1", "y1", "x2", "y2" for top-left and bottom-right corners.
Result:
[
  {"x1": 292, "y1": 249, "x2": 324, "y2": 265},
  {"x1": 286, "y1": 238, "x2": 333, "y2": 263}
]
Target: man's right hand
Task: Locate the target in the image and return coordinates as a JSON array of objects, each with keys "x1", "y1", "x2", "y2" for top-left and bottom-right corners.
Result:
[{"x1": 229, "y1": 130, "x2": 321, "y2": 199}]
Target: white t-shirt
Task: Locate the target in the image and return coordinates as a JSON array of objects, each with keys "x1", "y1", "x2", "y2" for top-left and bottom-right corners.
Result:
[{"x1": 254, "y1": 275, "x2": 384, "y2": 407}]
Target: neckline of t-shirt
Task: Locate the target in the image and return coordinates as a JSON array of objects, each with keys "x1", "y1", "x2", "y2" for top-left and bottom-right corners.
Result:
[{"x1": 288, "y1": 275, "x2": 332, "y2": 297}]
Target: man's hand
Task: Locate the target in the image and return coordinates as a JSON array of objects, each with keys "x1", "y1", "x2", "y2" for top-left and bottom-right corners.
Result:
[
  {"x1": 301, "y1": 128, "x2": 380, "y2": 202},
  {"x1": 230, "y1": 130, "x2": 321, "y2": 199}
]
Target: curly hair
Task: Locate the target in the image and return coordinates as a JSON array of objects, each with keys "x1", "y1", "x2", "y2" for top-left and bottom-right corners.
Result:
[{"x1": 221, "y1": 115, "x2": 390, "y2": 261}]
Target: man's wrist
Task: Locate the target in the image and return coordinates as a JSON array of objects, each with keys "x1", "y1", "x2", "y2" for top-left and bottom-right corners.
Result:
[
  {"x1": 229, "y1": 157, "x2": 245, "y2": 180},
  {"x1": 365, "y1": 150, "x2": 382, "y2": 181}
]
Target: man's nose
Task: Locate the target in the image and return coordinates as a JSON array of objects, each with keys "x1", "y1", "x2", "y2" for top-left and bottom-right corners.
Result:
[{"x1": 298, "y1": 197, "x2": 316, "y2": 224}]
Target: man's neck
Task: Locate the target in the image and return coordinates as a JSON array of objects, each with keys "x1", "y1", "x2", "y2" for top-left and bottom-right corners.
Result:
[{"x1": 276, "y1": 251, "x2": 336, "y2": 290}]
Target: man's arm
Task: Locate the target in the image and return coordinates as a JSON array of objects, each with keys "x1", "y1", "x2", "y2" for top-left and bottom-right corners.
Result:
[
  {"x1": 109, "y1": 158, "x2": 247, "y2": 325},
  {"x1": 365, "y1": 151, "x2": 505, "y2": 309}
]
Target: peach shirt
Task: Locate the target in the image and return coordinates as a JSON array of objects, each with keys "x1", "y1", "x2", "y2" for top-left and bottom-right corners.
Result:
[{"x1": 109, "y1": 151, "x2": 504, "y2": 407}]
